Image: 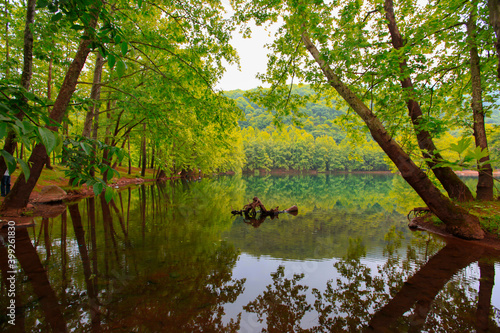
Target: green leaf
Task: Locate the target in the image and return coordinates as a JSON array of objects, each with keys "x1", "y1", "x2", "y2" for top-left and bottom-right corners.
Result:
[
  {"x1": 116, "y1": 60, "x2": 126, "y2": 77},
  {"x1": 54, "y1": 134, "x2": 64, "y2": 155},
  {"x1": 80, "y1": 142, "x2": 91, "y2": 155},
  {"x1": 104, "y1": 167, "x2": 114, "y2": 181},
  {"x1": 0, "y1": 150, "x2": 16, "y2": 175},
  {"x1": 121, "y1": 42, "x2": 128, "y2": 56},
  {"x1": 137, "y1": 0, "x2": 143, "y2": 8},
  {"x1": 18, "y1": 158, "x2": 30, "y2": 182},
  {"x1": 104, "y1": 186, "x2": 114, "y2": 203},
  {"x1": 468, "y1": 146, "x2": 489, "y2": 161},
  {"x1": 449, "y1": 137, "x2": 472, "y2": 156},
  {"x1": 21, "y1": 120, "x2": 35, "y2": 134},
  {"x1": 93, "y1": 182, "x2": 104, "y2": 196},
  {"x1": 37, "y1": 0, "x2": 49, "y2": 9},
  {"x1": 71, "y1": 24, "x2": 85, "y2": 31},
  {"x1": 51, "y1": 12, "x2": 63, "y2": 23},
  {"x1": 108, "y1": 54, "x2": 116, "y2": 69},
  {"x1": 0, "y1": 122, "x2": 7, "y2": 139},
  {"x1": 37, "y1": 127, "x2": 57, "y2": 153}
]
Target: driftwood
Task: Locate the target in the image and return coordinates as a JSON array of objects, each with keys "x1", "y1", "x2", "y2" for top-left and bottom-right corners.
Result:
[{"x1": 231, "y1": 197, "x2": 298, "y2": 217}]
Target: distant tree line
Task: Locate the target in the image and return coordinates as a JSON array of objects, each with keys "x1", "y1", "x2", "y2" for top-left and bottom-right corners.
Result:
[
  {"x1": 226, "y1": 86, "x2": 390, "y2": 172},
  {"x1": 241, "y1": 126, "x2": 389, "y2": 172}
]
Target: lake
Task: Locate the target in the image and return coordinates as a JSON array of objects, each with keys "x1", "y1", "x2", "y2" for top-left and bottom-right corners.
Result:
[{"x1": 1, "y1": 173, "x2": 499, "y2": 332}]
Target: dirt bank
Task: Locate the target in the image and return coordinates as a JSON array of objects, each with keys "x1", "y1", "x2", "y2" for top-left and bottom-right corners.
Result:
[{"x1": 0, "y1": 164, "x2": 180, "y2": 221}]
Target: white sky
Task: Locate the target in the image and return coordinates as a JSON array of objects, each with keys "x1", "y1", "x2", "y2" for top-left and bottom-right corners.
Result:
[{"x1": 216, "y1": 24, "x2": 275, "y2": 91}]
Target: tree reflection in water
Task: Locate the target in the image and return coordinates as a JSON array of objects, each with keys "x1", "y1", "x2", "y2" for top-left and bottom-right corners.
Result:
[
  {"x1": 0, "y1": 180, "x2": 247, "y2": 332},
  {"x1": 244, "y1": 231, "x2": 500, "y2": 332},
  {"x1": 1, "y1": 177, "x2": 500, "y2": 332}
]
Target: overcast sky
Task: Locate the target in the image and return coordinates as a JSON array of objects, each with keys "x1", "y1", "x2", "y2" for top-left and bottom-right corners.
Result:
[{"x1": 216, "y1": 24, "x2": 275, "y2": 91}]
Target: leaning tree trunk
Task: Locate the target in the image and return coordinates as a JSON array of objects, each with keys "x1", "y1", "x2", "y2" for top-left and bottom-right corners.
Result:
[
  {"x1": 0, "y1": 0, "x2": 36, "y2": 178},
  {"x1": 488, "y1": 0, "x2": 500, "y2": 79},
  {"x1": 301, "y1": 32, "x2": 484, "y2": 240},
  {"x1": 1, "y1": 17, "x2": 99, "y2": 211},
  {"x1": 384, "y1": 0, "x2": 474, "y2": 202},
  {"x1": 467, "y1": 7, "x2": 494, "y2": 201}
]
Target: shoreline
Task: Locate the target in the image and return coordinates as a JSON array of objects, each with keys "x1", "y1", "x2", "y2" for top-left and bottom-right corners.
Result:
[{"x1": 0, "y1": 173, "x2": 178, "y2": 222}]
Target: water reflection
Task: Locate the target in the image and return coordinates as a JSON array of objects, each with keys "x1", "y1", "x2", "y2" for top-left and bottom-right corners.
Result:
[
  {"x1": 242, "y1": 237, "x2": 500, "y2": 332},
  {"x1": 0, "y1": 174, "x2": 499, "y2": 332}
]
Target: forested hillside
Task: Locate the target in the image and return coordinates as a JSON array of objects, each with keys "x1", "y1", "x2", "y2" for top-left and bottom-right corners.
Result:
[
  {"x1": 226, "y1": 85, "x2": 500, "y2": 173},
  {"x1": 225, "y1": 85, "x2": 390, "y2": 172}
]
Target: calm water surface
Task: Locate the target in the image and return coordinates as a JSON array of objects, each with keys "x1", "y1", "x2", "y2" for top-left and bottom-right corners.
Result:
[{"x1": 1, "y1": 174, "x2": 499, "y2": 332}]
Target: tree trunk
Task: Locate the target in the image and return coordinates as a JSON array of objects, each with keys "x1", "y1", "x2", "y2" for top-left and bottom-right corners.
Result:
[
  {"x1": 45, "y1": 57, "x2": 54, "y2": 170},
  {"x1": 467, "y1": 8, "x2": 494, "y2": 201},
  {"x1": 4, "y1": 0, "x2": 9, "y2": 79},
  {"x1": 0, "y1": 0, "x2": 36, "y2": 178},
  {"x1": 20, "y1": 0, "x2": 35, "y2": 91},
  {"x1": 488, "y1": 0, "x2": 500, "y2": 79},
  {"x1": 141, "y1": 123, "x2": 147, "y2": 177},
  {"x1": 128, "y1": 135, "x2": 132, "y2": 175},
  {"x1": 47, "y1": 58, "x2": 52, "y2": 103},
  {"x1": 301, "y1": 32, "x2": 484, "y2": 240},
  {"x1": 384, "y1": 0, "x2": 474, "y2": 202},
  {"x1": 1, "y1": 16, "x2": 98, "y2": 211},
  {"x1": 150, "y1": 146, "x2": 155, "y2": 169},
  {"x1": 102, "y1": 98, "x2": 113, "y2": 182},
  {"x1": 83, "y1": 53, "x2": 104, "y2": 138}
]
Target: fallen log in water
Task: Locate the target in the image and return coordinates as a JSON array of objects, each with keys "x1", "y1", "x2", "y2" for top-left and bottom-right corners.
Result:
[{"x1": 231, "y1": 197, "x2": 298, "y2": 216}]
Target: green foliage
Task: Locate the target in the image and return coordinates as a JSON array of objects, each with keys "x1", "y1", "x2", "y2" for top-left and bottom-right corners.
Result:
[
  {"x1": 240, "y1": 125, "x2": 390, "y2": 172},
  {"x1": 432, "y1": 136, "x2": 494, "y2": 171},
  {"x1": 1, "y1": 0, "x2": 244, "y2": 203},
  {"x1": 430, "y1": 215, "x2": 444, "y2": 226},
  {"x1": 60, "y1": 136, "x2": 125, "y2": 201},
  {"x1": 229, "y1": 0, "x2": 500, "y2": 183},
  {"x1": 0, "y1": 80, "x2": 63, "y2": 180}
]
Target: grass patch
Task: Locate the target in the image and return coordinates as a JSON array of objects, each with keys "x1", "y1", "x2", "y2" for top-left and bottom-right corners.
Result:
[
  {"x1": 429, "y1": 215, "x2": 444, "y2": 226},
  {"x1": 461, "y1": 201, "x2": 500, "y2": 236},
  {"x1": 6, "y1": 164, "x2": 157, "y2": 193}
]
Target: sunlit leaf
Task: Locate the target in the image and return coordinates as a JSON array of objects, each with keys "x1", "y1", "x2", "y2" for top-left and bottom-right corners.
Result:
[
  {"x1": 108, "y1": 54, "x2": 116, "y2": 69},
  {"x1": 18, "y1": 158, "x2": 30, "y2": 181},
  {"x1": 0, "y1": 150, "x2": 16, "y2": 175},
  {"x1": 116, "y1": 60, "x2": 126, "y2": 77},
  {"x1": 93, "y1": 182, "x2": 104, "y2": 196},
  {"x1": 37, "y1": 127, "x2": 57, "y2": 153},
  {"x1": 121, "y1": 41, "x2": 128, "y2": 56},
  {"x1": 104, "y1": 186, "x2": 114, "y2": 203}
]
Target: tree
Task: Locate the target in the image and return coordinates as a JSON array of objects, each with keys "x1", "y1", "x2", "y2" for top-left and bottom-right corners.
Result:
[
  {"x1": 1, "y1": 0, "x2": 102, "y2": 210},
  {"x1": 467, "y1": 2, "x2": 494, "y2": 200},
  {"x1": 0, "y1": 0, "x2": 36, "y2": 178},
  {"x1": 1, "y1": 0, "x2": 243, "y2": 210},
  {"x1": 232, "y1": 0, "x2": 488, "y2": 239}
]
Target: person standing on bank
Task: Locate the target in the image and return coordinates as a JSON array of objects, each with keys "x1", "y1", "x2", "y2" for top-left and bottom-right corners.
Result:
[{"x1": 1, "y1": 169, "x2": 10, "y2": 197}]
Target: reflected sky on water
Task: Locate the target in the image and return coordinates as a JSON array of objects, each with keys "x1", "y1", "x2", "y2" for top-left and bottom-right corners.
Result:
[{"x1": 1, "y1": 174, "x2": 500, "y2": 332}]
